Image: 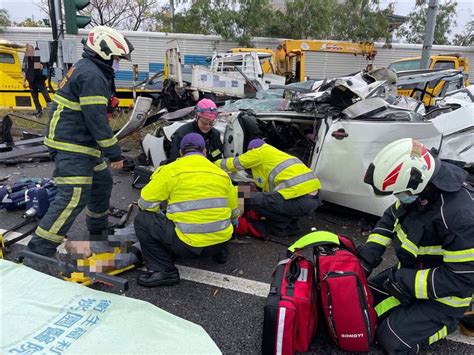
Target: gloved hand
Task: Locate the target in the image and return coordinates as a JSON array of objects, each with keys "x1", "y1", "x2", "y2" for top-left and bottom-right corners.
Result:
[
  {"x1": 356, "y1": 245, "x2": 380, "y2": 278},
  {"x1": 382, "y1": 269, "x2": 413, "y2": 306},
  {"x1": 231, "y1": 218, "x2": 239, "y2": 229}
]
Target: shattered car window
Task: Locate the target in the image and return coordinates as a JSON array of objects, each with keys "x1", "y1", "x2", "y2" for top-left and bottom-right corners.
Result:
[{"x1": 221, "y1": 98, "x2": 290, "y2": 112}]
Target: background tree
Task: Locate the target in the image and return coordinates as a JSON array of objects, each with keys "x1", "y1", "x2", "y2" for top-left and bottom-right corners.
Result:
[
  {"x1": 0, "y1": 8, "x2": 11, "y2": 29},
  {"x1": 331, "y1": 0, "x2": 392, "y2": 41},
  {"x1": 37, "y1": 0, "x2": 160, "y2": 31},
  {"x1": 17, "y1": 18, "x2": 48, "y2": 27},
  {"x1": 453, "y1": 20, "x2": 473, "y2": 46},
  {"x1": 397, "y1": 0, "x2": 458, "y2": 44}
]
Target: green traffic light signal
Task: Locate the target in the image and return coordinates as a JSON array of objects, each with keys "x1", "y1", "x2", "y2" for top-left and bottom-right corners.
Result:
[{"x1": 64, "y1": 0, "x2": 91, "y2": 35}]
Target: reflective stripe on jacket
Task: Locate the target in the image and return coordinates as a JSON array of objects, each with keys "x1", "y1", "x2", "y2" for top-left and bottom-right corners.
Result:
[
  {"x1": 358, "y1": 163, "x2": 474, "y2": 315},
  {"x1": 139, "y1": 154, "x2": 239, "y2": 247},
  {"x1": 217, "y1": 144, "x2": 320, "y2": 199},
  {"x1": 44, "y1": 56, "x2": 121, "y2": 161}
]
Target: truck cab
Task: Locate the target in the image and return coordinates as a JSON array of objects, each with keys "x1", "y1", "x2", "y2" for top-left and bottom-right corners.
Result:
[
  {"x1": 388, "y1": 54, "x2": 470, "y2": 106},
  {"x1": 0, "y1": 43, "x2": 49, "y2": 111}
]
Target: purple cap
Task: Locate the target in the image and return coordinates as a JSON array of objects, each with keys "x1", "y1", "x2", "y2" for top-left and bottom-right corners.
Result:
[
  {"x1": 247, "y1": 138, "x2": 265, "y2": 150},
  {"x1": 180, "y1": 133, "x2": 206, "y2": 152}
]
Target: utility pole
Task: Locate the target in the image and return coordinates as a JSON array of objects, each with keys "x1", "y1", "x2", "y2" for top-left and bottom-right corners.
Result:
[
  {"x1": 54, "y1": 0, "x2": 65, "y2": 78},
  {"x1": 420, "y1": 0, "x2": 438, "y2": 69},
  {"x1": 170, "y1": 0, "x2": 175, "y2": 32}
]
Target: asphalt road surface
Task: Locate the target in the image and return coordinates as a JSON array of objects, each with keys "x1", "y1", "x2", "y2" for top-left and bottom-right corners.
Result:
[{"x1": 1, "y1": 160, "x2": 474, "y2": 354}]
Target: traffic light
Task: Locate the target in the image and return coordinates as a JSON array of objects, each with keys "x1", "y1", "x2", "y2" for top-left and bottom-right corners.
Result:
[{"x1": 64, "y1": 0, "x2": 91, "y2": 35}]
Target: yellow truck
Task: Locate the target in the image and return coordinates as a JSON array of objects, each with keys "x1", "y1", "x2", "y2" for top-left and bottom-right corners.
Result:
[
  {"x1": 230, "y1": 39, "x2": 377, "y2": 84},
  {"x1": 0, "y1": 41, "x2": 159, "y2": 111},
  {"x1": 388, "y1": 54, "x2": 470, "y2": 106}
]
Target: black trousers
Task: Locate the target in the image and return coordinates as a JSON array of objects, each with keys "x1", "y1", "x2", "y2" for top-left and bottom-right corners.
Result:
[
  {"x1": 28, "y1": 79, "x2": 51, "y2": 111},
  {"x1": 369, "y1": 268, "x2": 464, "y2": 354},
  {"x1": 134, "y1": 210, "x2": 227, "y2": 272},
  {"x1": 245, "y1": 191, "x2": 321, "y2": 236}
]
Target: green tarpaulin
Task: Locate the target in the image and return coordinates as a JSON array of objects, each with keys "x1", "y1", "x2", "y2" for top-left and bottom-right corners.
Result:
[{"x1": 0, "y1": 260, "x2": 221, "y2": 354}]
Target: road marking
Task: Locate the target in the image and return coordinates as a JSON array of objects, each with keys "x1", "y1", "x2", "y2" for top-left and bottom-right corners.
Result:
[
  {"x1": 3, "y1": 229, "x2": 474, "y2": 346},
  {"x1": 177, "y1": 264, "x2": 270, "y2": 298}
]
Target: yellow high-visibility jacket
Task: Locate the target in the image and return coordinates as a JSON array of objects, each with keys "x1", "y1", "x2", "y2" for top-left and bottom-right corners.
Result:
[
  {"x1": 217, "y1": 144, "x2": 320, "y2": 200},
  {"x1": 139, "y1": 153, "x2": 239, "y2": 247}
]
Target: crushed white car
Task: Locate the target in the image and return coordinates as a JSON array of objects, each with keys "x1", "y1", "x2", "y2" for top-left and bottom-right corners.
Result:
[{"x1": 140, "y1": 69, "x2": 473, "y2": 216}]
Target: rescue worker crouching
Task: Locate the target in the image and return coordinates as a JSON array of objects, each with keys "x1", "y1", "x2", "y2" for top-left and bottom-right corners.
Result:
[
  {"x1": 134, "y1": 133, "x2": 240, "y2": 287},
  {"x1": 216, "y1": 139, "x2": 321, "y2": 238},
  {"x1": 358, "y1": 138, "x2": 474, "y2": 354},
  {"x1": 168, "y1": 98, "x2": 223, "y2": 163},
  {"x1": 27, "y1": 26, "x2": 134, "y2": 257}
]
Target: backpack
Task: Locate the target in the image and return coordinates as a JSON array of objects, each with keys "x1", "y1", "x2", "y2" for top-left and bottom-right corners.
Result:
[
  {"x1": 262, "y1": 253, "x2": 318, "y2": 354},
  {"x1": 288, "y1": 231, "x2": 377, "y2": 352}
]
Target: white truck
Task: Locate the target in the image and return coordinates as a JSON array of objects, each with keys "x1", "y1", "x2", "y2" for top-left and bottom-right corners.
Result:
[{"x1": 165, "y1": 40, "x2": 285, "y2": 100}]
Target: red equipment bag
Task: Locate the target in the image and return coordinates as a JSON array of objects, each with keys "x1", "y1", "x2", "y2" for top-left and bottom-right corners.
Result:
[
  {"x1": 262, "y1": 254, "x2": 317, "y2": 355},
  {"x1": 316, "y1": 234, "x2": 377, "y2": 352}
]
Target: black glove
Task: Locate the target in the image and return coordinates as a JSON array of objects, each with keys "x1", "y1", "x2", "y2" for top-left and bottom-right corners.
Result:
[
  {"x1": 359, "y1": 256, "x2": 373, "y2": 278},
  {"x1": 382, "y1": 269, "x2": 413, "y2": 306},
  {"x1": 356, "y1": 245, "x2": 382, "y2": 278}
]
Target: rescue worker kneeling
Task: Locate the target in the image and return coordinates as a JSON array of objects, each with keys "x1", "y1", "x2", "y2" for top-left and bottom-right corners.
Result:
[
  {"x1": 134, "y1": 133, "x2": 239, "y2": 287},
  {"x1": 359, "y1": 138, "x2": 474, "y2": 354},
  {"x1": 216, "y1": 139, "x2": 321, "y2": 238}
]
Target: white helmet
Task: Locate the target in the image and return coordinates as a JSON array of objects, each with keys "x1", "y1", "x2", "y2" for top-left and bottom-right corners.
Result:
[
  {"x1": 364, "y1": 138, "x2": 437, "y2": 196},
  {"x1": 85, "y1": 26, "x2": 133, "y2": 61}
]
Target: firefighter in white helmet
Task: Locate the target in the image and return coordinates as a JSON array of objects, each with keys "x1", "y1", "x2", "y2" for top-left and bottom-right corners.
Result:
[
  {"x1": 28, "y1": 26, "x2": 135, "y2": 257},
  {"x1": 359, "y1": 138, "x2": 474, "y2": 353}
]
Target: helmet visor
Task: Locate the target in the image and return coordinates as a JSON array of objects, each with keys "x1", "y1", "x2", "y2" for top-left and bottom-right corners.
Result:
[
  {"x1": 120, "y1": 37, "x2": 134, "y2": 61},
  {"x1": 364, "y1": 163, "x2": 393, "y2": 196}
]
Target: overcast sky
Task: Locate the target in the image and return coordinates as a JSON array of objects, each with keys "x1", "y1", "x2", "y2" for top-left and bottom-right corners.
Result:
[{"x1": 1, "y1": 0, "x2": 472, "y2": 37}]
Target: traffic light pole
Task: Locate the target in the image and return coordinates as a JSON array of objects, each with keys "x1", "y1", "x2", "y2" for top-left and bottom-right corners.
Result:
[{"x1": 54, "y1": 0, "x2": 65, "y2": 79}]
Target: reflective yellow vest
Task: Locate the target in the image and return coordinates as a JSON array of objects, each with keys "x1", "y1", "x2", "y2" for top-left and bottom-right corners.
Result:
[
  {"x1": 217, "y1": 144, "x2": 321, "y2": 199},
  {"x1": 138, "y1": 154, "x2": 239, "y2": 247}
]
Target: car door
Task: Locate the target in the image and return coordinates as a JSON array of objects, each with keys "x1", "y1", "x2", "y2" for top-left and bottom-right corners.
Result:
[{"x1": 312, "y1": 118, "x2": 442, "y2": 216}]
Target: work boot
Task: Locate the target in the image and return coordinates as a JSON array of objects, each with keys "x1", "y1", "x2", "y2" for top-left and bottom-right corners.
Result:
[
  {"x1": 212, "y1": 246, "x2": 229, "y2": 264},
  {"x1": 137, "y1": 268, "x2": 180, "y2": 287},
  {"x1": 460, "y1": 311, "x2": 474, "y2": 337},
  {"x1": 27, "y1": 235, "x2": 59, "y2": 257}
]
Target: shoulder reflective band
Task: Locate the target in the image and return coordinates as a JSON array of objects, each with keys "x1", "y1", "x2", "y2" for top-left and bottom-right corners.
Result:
[
  {"x1": 138, "y1": 198, "x2": 161, "y2": 211},
  {"x1": 435, "y1": 296, "x2": 472, "y2": 308},
  {"x1": 35, "y1": 226, "x2": 64, "y2": 244},
  {"x1": 168, "y1": 198, "x2": 228, "y2": 214},
  {"x1": 367, "y1": 233, "x2": 392, "y2": 247},
  {"x1": 274, "y1": 171, "x2": 317, "y2": 192},
  {"x1": 374, "y1": 296, "x2": 401, "y2": 317},
  {"x1": 394, "y1": 223, "x2": 418, "y2": 258},
  {"x1": 414, "y1": 269, "x2": 430, "y2": 299},
  {"x1": 288, "y1": 230, "x2": 339, "y2": 252},
  {"x1": 49, "y1": 104, "x2": 64, "y2": 140},
  {"x1": 97, "y1": 137, "x2": 118, "y2": 148},
  {"x1": 268, "y1": 158, "x2": 301, "y2": 191},
  {"x1": 79, "y1": 96, "x2": 108, "y2": 106},
  {"x1": 44, "y1": 137, "x2": 101, "y2": 158},
  {"x1": 443, "y1": 248, "x2": 474, "y2": 263},
  {"x1": 176, "y1": 219, "x2": 230, "y2": 234},
  {"x1": 418, "y1": 245, "x2": 444, "y2": 256},
  {"x1": 54, "y1": 94, "x2": 81, "y2": 111},
  {"x1": 54, "y1": 176, "x2": 93, "y2": 185},
  {"x1": 428, "y1": 325, "x2": 448, "y2": 345},
  {"x1": 211, "y1": 149, "x2": 221, "y2": 158}
]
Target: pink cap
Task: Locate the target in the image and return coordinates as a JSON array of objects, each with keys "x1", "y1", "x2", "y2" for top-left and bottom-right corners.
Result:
[{"x1": 196, "y1": 98, "x2": 218, "y2": 121}]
